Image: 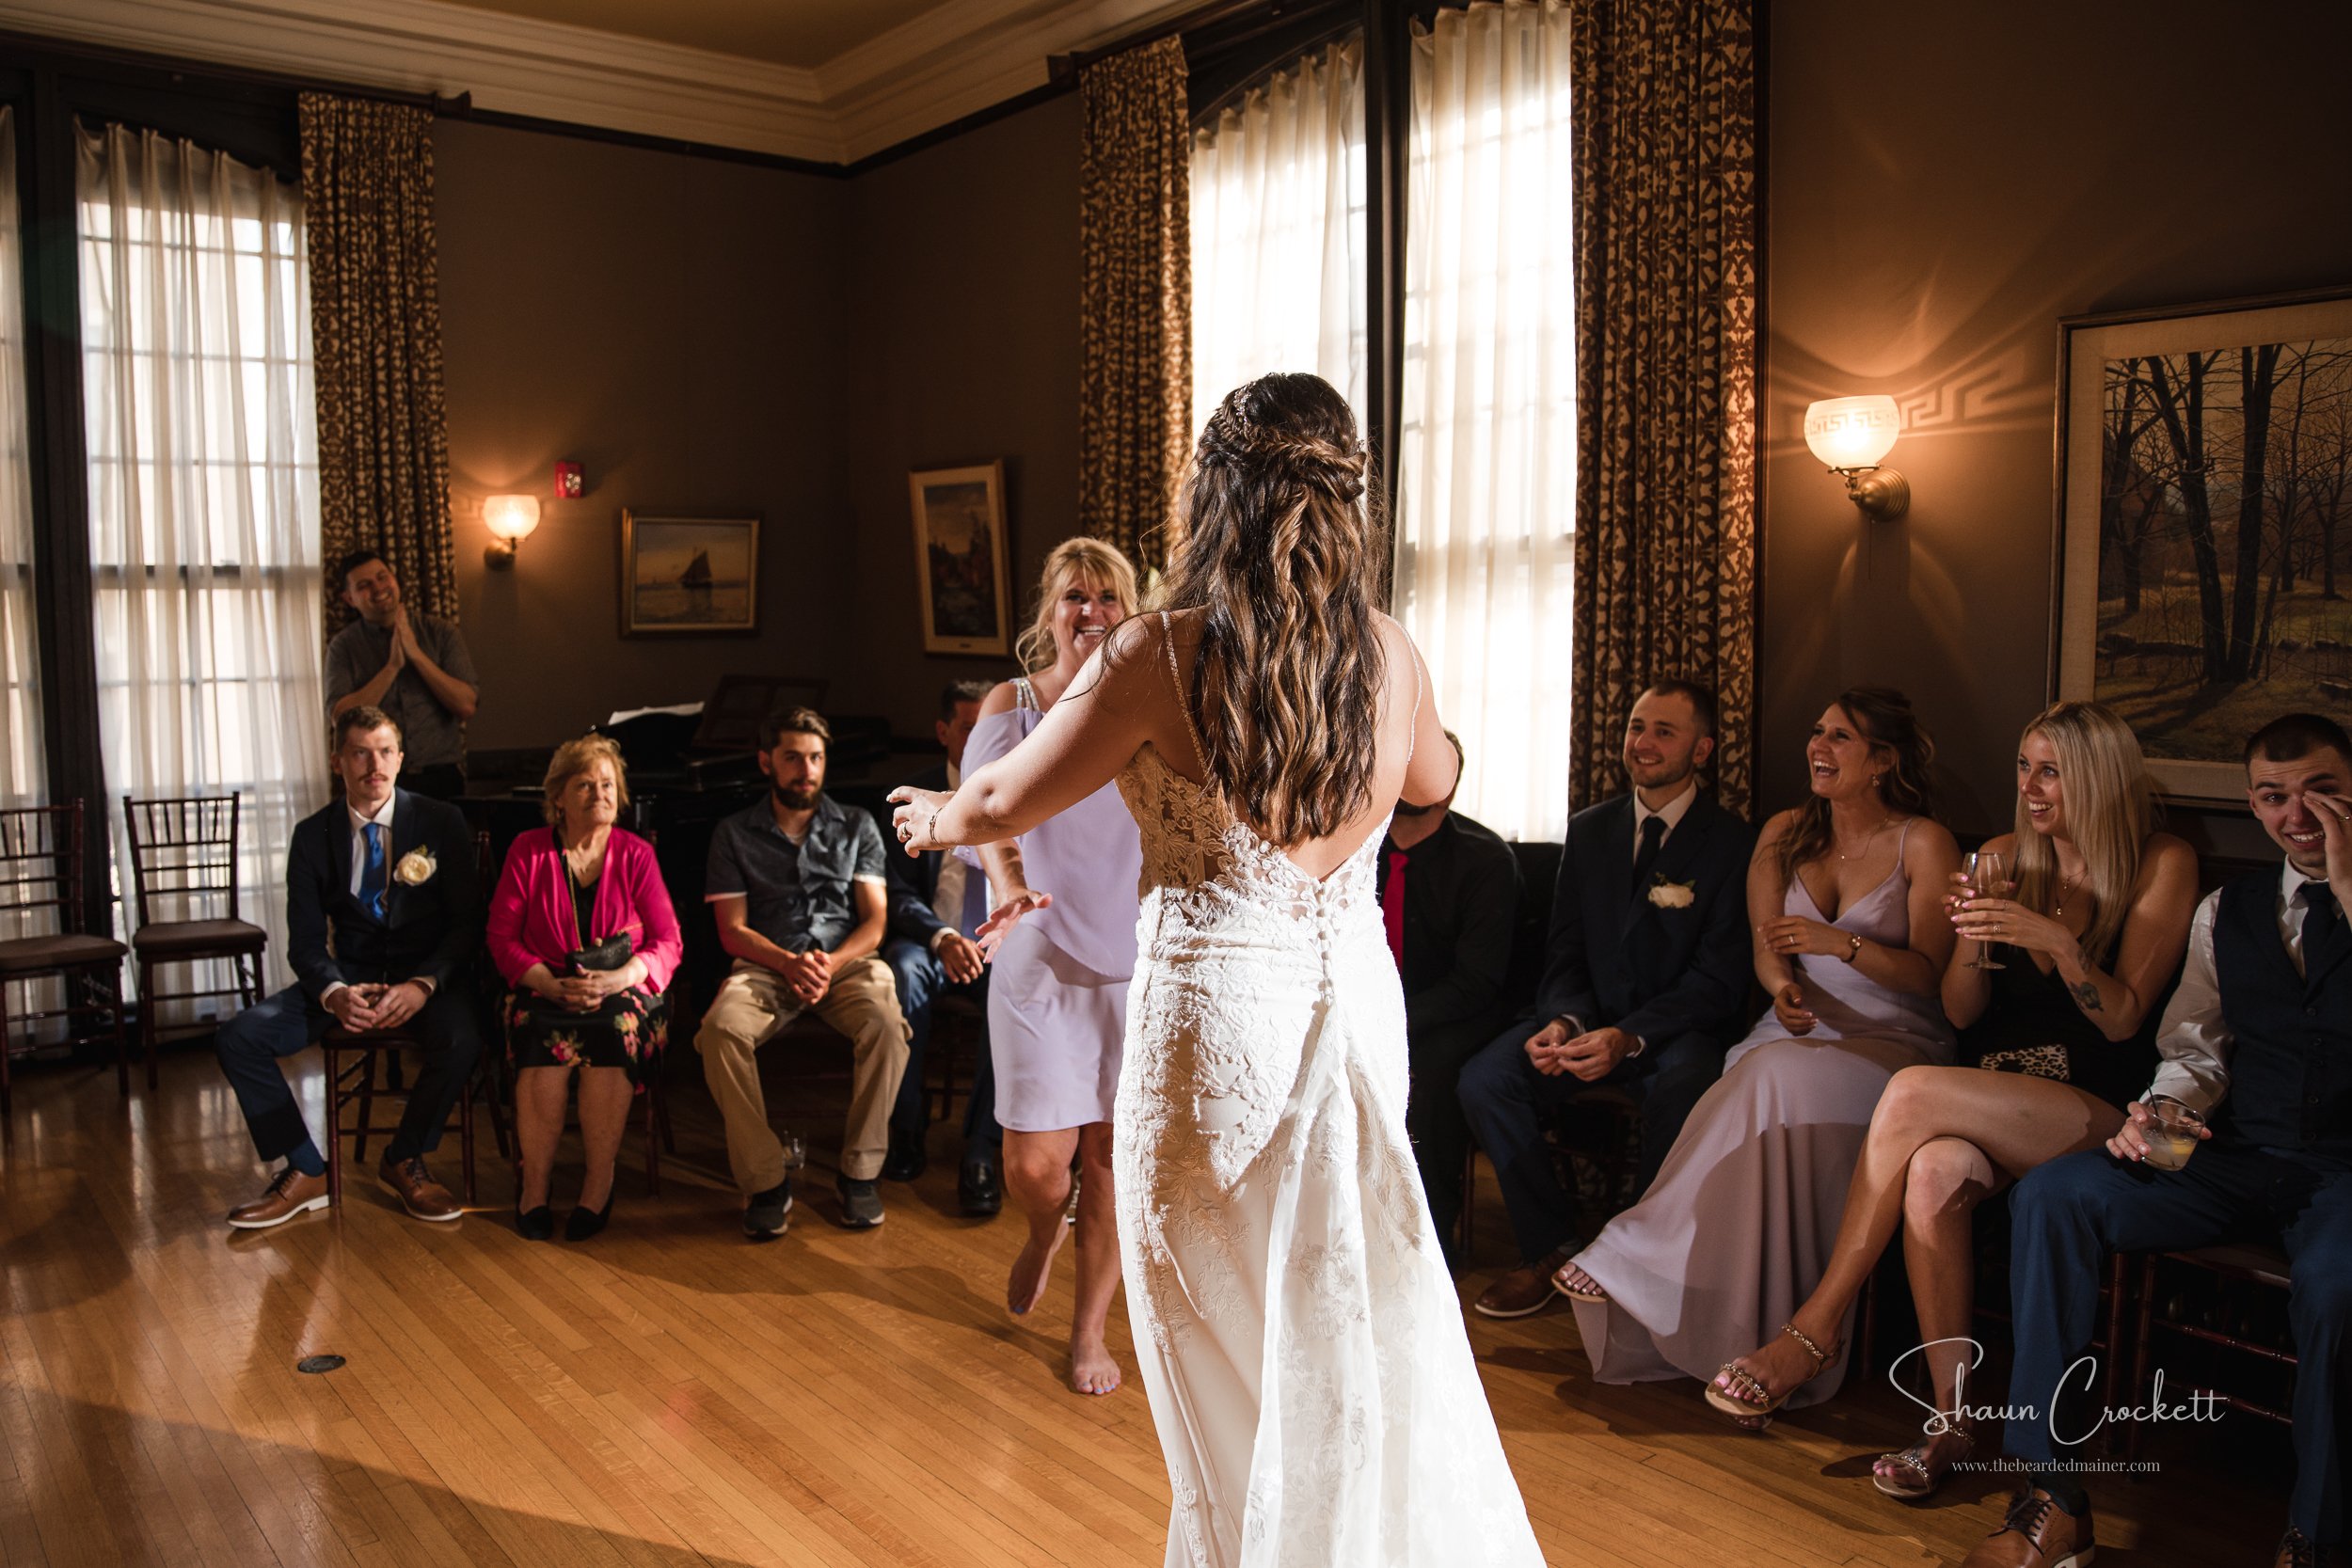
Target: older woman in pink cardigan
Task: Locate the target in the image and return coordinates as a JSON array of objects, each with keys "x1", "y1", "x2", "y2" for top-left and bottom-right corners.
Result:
[{"x1": 488, "y1": 734, "x2": 681, "y2": 1242}]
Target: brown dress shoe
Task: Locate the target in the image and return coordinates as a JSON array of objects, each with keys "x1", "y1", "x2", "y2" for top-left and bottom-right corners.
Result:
[
  {"x1": 228, "y1": 1166, "x2": 329, "y2": 1228},
  {"x1": 2278, "y1": 1526, "x2": 2345, "y2": 1567},
  {"x1": 1473, "y1": 1247, "x2": 1573, "y2": 1319},
  {"x1": 1959, "y1": 1489, "x2": 2095, "y2": 1568},
  {"x1": 378, "y1": 1156, "x2": 461, "y2": 1222}
]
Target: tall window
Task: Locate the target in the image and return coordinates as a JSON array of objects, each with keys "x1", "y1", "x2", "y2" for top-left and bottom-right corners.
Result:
[
  {"x1": 78, "y1": 121, "x2": 327, "y2": 999},
  {"x1": 0, "y1": 106, "x2": 42, "y2": 810},
  {"x1": 1395, "y1": 0, "x2": 1576, "y2": 843},
  {"x1": 1190, "y1": 37, "x2": 1369, "y2": 436}
]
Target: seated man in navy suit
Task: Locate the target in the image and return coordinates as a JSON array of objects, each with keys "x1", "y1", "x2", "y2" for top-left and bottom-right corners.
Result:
[
  {"x1": 1460, "y1": 679, "x2": 1755, "y2": 1316},
  {"x1": 1979, "y1": 713, "x2": 2352, "y2": 1568},
  {"x1": 216, "y1": 705, "x2": 484, "y2": 1227},
  {"x1": 881, "y1": 680, "x2": 1005, "y2": 1214}
]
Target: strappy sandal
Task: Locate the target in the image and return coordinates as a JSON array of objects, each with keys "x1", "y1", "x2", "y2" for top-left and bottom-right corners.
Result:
[
  {"x1": 1703, "y1": 1322, "x2": 1836, "y2": 1429},
  {"x1": 1872, "y1": 1424, "x2": 1976, "y2": 1500},
  {"x1": 1549, "y1": 1259, "x2": 1609, "y2": 1305}
]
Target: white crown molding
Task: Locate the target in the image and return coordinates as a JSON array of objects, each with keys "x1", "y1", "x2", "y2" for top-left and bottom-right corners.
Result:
[{"x1": 0, "y1": 0, "x2": 1197, "y2": 166}]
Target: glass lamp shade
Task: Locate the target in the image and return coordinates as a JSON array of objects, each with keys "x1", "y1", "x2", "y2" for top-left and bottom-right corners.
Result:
[
  {"x1": 483, "y1": 494, "x2": 542, "y2": 542},
  {"x1": 1803, "y1": 395, "x2": 1900, "y2": 469}
]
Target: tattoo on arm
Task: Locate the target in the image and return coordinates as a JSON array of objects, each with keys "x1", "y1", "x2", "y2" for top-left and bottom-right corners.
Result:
[{"x1": 2069, "y1": 979, "x2": 2104, "y2": 1013}]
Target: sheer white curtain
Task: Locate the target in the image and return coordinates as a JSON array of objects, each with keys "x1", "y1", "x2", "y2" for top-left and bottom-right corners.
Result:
[
  {"x1": 1396, "y1": 0, "x2": 1576, "y2": 842},
  {"x1": 1190, "y1": 36, "x2": 1369, "y2": 436},
  {"x1": 78, "y1": 122, "x2": 326, "y2": 1004},
  {"x1": 0, "y1": 107, "x2": 43, "y2": 811}
]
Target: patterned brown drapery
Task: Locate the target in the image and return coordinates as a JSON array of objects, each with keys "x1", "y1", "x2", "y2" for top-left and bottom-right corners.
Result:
[
  {"x1": 298, "y1": 93, "x2": 459, "y2": 630},
  {"x1": 1077, "y1": 37, "x2": 1193, "y2": 577},
  {"x1": 1565, "y1": 0, "x2": 1760, "y2": 816}
]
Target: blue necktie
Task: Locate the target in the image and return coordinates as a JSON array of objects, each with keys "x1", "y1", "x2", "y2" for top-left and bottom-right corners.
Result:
[{"x1": 361, "y1": 822, "x2": 389, "y2": 922}]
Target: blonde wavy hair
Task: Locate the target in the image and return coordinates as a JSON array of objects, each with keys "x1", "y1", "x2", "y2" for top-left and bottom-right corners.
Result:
[
  {"x1": 2010, "y1": 700, "x2": 2158, "y2": 962},
  {"x1": 1012, "y1": 536, "x2": 1140, "y2": 675},
  {"x1": 542, "y1": 734, "x2": 630, "y2": 830},
  {"x1": 1160, "y1": 372, "x2": 1385, "y2": 847}
]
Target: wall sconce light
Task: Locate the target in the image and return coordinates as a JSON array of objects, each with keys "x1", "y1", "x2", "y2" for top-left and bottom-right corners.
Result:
[
  {"x1": 1803, "y1": 395, "x2": 1909, "y2": 521},
  {"x1": 483, "y1": 494, "x2": 541, "y2": 569}
]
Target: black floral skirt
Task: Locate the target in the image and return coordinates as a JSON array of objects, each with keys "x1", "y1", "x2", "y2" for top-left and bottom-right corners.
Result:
[{"x1": 502, "y1": 986, "x2": 668, "y2": 1086}]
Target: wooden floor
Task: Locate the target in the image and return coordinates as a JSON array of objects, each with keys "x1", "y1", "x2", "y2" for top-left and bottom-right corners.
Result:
[{"x1": 0, "y1": 1043, "x2": 2282, "y2": 1567}]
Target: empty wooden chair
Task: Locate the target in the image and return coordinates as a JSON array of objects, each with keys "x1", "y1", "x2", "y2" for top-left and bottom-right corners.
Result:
[
  {"x1": 0, "y1": 801, "x2": 131, "y2": 1117},
  {"x1": 122, "y1": 794, "x2": 267, "y2": 1088}
]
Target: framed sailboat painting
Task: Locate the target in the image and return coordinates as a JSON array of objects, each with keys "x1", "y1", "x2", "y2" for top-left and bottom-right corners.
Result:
[
  {"x1": 908, "y1": 462, "x2": 1012, "y2": 657},
  {"x1": 619, "y1": 512, "x2": 761, "y2": 637}
]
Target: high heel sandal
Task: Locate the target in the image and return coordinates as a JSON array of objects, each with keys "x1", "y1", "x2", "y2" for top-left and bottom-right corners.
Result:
[
  {"x1": 1873, "y1": 1423, "x2": 1976, "y2": 1500},
  {"x1": 1549, "y1": 1258, "x2": 1609, "y2": 1305},
  {"x1": 1704, "y1": 1322, "x2": 1837, "y2": 1429}
]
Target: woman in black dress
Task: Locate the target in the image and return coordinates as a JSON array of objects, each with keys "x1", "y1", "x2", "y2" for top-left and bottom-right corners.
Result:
[{"x1": 1702, "y1": 701, "x2": 2199, "y2": 1497}]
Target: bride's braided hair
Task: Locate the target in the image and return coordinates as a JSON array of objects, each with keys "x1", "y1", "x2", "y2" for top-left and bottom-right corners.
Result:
[{"x1": 1160, "y1": 372, "x2": 1386, "y2": 847}]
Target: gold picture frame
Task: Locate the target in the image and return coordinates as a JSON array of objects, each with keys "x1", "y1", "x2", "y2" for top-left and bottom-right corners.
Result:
[
  {"x1": 908, "y1": 462, "x2": 1012, "y2": 657},
  {"x1": 619, "y1": 512, "x2": 760, "y2": 638}
]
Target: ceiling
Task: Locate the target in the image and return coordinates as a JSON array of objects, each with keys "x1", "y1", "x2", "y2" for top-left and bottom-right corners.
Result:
[{"x1": 423, "y1": 0, "x2": 967, "y2": 72}]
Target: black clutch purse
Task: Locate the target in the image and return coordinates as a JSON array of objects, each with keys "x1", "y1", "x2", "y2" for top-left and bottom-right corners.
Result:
[{"x1": 568, "y1": 931, "x2": 634, "y2": 974}]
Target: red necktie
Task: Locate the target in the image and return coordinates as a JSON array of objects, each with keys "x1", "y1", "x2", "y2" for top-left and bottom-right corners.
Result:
[{"x1": 1383, "y1": 850, "x2": 1408, "y2": 969}]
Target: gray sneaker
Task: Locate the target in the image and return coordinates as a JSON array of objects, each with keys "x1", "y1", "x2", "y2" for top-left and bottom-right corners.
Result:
[
  {"x1": 743, "y1": 1179, "x2": 793, "y2": 1240},
  {"x1": 835, "y1": 1175, "x2": 884, "y2": 1229}
]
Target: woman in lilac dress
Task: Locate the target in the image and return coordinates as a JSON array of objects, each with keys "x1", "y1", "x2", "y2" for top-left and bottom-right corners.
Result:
[
  {"x1": 1555, "y1": 687, "x2": 1961, "y2": 1420},
  {"x1": 960, "y1": 536, "x2": 1144, "y2": 1396}
]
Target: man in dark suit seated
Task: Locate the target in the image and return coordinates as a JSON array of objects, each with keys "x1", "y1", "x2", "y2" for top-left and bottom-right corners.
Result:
[
  {"x1": 881, "y1": 680, "x2": 1006, "y2": 1214},
  {"x1": 1977, "y1": 714, "x2": 2352, "y2": 1568},
  {"x1": 216, "y1": 705, "x2": 484, "y2": 1227},
  {"x1": 1460, "y1": 679, "x2": 1755, "y2": 1316},
  {"x1": 1377, "y1": 730, "x2": 1519, "y2": 1270}
]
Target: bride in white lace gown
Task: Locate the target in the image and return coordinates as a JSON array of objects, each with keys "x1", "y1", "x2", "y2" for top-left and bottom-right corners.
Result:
[{"x1": 893, "y1": 374, "x2": 1545, "y2": 1568}]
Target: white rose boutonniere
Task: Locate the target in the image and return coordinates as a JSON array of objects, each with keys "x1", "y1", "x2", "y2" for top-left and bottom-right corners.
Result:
[
  {"x1": 1647, "y1": 878, "x2": 1695, "y2": 910},
  {"x1": 393, "y1": 847, "x2": 438, "y2": 886}
]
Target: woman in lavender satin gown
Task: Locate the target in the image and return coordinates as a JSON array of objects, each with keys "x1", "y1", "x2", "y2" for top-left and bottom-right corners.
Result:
[
  {"x1": 1557, "y1": 688, "x2": 1962, "y2": 1419},
  {"x1": 959, "y1": 536, "x2": 1145, "y2": 1396}
]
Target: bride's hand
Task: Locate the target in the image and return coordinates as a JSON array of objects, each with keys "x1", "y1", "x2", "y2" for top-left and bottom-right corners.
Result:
[
  {"x1": 887, "y1": 786, "x2": 950, "y2": 855},
  {"x1": 975, "y1": 889, "x2": 1053, "y2": 959}
]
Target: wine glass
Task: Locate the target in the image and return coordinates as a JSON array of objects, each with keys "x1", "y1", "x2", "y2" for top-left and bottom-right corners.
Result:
[{"x1": 1963, "y1": 849, "x2": 2008, "y2": 971}]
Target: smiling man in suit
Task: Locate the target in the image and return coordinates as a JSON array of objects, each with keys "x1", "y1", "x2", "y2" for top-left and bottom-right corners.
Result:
[
  {"x1": 215, "y1": 705, "x2": 484, "y2": 1227},
  {"x1": 1459, "y1": 679, "x2": 1756, "y2": 1317}
]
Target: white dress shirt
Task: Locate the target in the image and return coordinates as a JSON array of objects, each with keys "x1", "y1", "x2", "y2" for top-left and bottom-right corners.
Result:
[
  {"x1": 2144, "y1": 861, "x2": 2322, "y2": 1113},
  {"x1": 1630, "y1": 776, "x2": 1699, "y2": 863},
  {"x1": 323, "y1": 794, "x2": 404, "y2": 1005}
]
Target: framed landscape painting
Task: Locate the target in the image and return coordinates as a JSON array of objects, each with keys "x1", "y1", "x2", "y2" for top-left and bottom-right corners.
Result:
[
  {"x1": 909, "y1": 462, "x2": 1012, "y2": 657},
  {"x1": 620, "y1": 513, "x2": 760, "y2": 637},
  {"x1": 2053, "y1": 287, "x2": 2352, "y2": 802}
]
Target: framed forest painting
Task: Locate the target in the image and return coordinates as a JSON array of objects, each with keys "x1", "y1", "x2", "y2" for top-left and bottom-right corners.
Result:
[
  {"x1": 2054, "y1": 287, "x2": 2352, "y2": 802},
  {"x1": 908, "y1": 462, "x2": 1012, "y2": 657}
]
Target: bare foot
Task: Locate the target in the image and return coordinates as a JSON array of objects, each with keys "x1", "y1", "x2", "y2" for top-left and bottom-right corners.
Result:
[
  {"x1": 1069, "y1": 1336, "x2": 1121, "y2": 1396},
  {"x1": 1007, "y1": 1225, "x2": 1068, "y2": 1316},
  {"x1": 1711, "y1": 1326, "x2": 1827, "y2": 1409}
]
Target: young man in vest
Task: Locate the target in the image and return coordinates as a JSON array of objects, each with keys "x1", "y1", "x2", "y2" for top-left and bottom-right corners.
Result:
[{"x1": 1977, "y1": 713, "x2": 2352, "y2": 1568}]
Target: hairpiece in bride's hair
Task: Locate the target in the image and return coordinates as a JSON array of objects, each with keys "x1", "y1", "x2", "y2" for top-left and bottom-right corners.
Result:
[{"x1": 1199, "y1": 387, "x2": 1367, "y2": 505}]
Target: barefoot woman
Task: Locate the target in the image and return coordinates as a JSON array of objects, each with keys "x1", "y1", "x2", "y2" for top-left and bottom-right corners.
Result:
[{"x1": 961, "y1": 537, "x2": 1143, "y2": 1395}]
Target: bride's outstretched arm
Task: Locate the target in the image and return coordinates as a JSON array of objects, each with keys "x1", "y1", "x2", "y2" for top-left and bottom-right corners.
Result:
[{"x1": 890, "y1": 623, "x2": 1157, "y2": 854}]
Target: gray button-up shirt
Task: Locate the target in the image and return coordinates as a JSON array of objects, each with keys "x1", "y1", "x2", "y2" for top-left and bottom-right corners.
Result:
[
  {"x1": 705, "y1": 794, "x2": 887, "y2": 954},
  {"x1": 324, "y1": 613, "x2": 479, "y2": 770}
]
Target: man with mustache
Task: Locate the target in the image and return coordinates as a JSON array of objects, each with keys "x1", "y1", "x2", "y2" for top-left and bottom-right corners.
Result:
[
  {"x1": 1375, "y1": 729, "x2": 1520, "y2": 1270},
  {"x1": 1458, "y1": 679, "x2": 1756, "y2": 1317},
  {"x1": 1979, "y1": 711, "x2": 2352, "y2": 1568},
  {"x1": 217, "y1": 705, "x2": 484, "y2": 1227},
  {"x1": 696, "y1": 706, "x2": 911, "y2": 1238}
]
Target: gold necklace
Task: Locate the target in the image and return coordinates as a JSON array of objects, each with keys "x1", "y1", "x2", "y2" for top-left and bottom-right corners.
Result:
[
  {"x1": 2054, "y1": 870, "x2": 2081, "y2": 916},
  {"x1": 1835, "y1": 815, "x2": 1895, "y2": 861}
]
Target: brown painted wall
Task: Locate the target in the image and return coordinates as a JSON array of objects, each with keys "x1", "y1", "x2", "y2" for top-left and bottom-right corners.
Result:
[
  {"x1": 434, "y1": 94, "x2": 1082, "y2": 759},
  {"x1": 436, "y1": 118, "x2": 853, "y2": 753},
  {"x1": 836, "y1": 95, "x2": 1086, "y2": 727},
  {"x1": 1759, "y1": 0, "x2": 2352, "y2": 837}
]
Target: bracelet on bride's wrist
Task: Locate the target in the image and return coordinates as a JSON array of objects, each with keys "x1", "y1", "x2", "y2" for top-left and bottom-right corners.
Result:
[{"x1": 1842, "y1": 931, "x2": 1863, "y2": 963}]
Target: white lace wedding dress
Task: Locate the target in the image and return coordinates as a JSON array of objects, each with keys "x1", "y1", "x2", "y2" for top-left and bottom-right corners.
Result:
[{"x1": 1110, "y1": 637, "x2": 1546, "y2": 1568}]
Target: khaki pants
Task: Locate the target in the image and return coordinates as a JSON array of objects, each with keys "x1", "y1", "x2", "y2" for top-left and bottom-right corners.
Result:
[{"x1": 694, "y1": 956, "x2": 911, "y2": 1191}]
